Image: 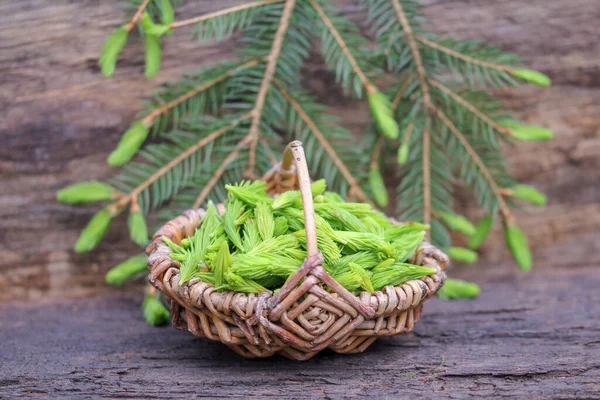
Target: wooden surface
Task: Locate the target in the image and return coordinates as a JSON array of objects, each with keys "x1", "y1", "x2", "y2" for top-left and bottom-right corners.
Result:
[
  {"x1": 1, "y1": 265, "x2": 599, "y2": 398},
  {"x1": 1, "y1": 1, "x2": 599, "y2": 396}
]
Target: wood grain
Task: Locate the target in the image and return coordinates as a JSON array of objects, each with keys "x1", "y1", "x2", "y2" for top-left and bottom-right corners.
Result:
[
  {"x1": 1, "y1": 265, "x2": 598, "y2": 398},
  {"x1": 1, "y1": 0, "x2": 599, "y2": 302}
]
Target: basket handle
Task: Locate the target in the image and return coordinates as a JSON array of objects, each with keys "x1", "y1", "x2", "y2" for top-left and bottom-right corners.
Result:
[
  {"x1": 254, "y1": 141, "x2": 376, "y2": 321},
  {"x1": 282, "y1": 141, "x2": 318, "y2": 257}
]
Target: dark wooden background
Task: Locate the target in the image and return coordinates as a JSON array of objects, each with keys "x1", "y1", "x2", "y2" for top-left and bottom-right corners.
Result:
[{"x1": 1, "y1": 0, "x2": 599, "y2": 397}]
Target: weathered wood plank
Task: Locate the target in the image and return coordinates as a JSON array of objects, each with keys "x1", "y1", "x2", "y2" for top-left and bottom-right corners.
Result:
[
  {"x1": 1, "y1": 0, "x2": 599, "y2": 301},
  {"x1": 1, "y1": 265, "x2": 599, "y2": 398}
]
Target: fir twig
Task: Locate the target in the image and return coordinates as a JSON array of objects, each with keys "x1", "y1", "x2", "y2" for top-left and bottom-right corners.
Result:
[
  {"x1": 273, "y1": 81, "x2": 368, "y2": 202},
  {"x1": 390, "y1": 0, "x2": 431, "y2": 108},
  {"x1": 113, "y1": 113, "x2": 251, "y2": 212},
  {"x1": 429, "y1": 79, "x2": 510, "y2": 136},
  {"x1": 308, "y1": 0, "x2": 374, "y2": 93},
  {"x1": 422, "y1": 123, "x2": 432, "y2": 232},
  {"x1": 192, "y1": 136, "x2": 251, "y2": 208},
  {"x1": 169, "y1": 0, "x2": 284, "y2": 30},
  {"x1": 433, "y1": 106, "x2": 512, "y2": 222},
  {"x1": 417, "y1": 36, "x2": 512, "y2": 73},
  {"x1": 141, "y1": 60, "x2": 260, "y2": 127},
  {"x1": 246, "y1": 0, "x2": 297, "y2": 178},
  {"x1": 390, "y1": 0, "x2": 433, "y2": 236}
]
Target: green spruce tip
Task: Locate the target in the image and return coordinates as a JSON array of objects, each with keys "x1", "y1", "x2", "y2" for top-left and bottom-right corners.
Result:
[
  {"x1": 145, "y1": 34, "x2": 162, "y2": 78},
  {"x1": 141, "y1": 12, "x2": 171, "y2": 36},
  {"x1": 311, "y1": 179, "x2": 327, "y2": 196},
  {"x1": 107, "y1": 121, "x2": 151, "y2": 166},
  {"x1": 397, "y1": 142, "x2": 409, "y2": 164},
  {"x1": 445, "y1": 247, "x2": 478, "y2": 264},
  {"x1": 99, "y1": 26, "x2": 129, "y2": 77},
  {"x1": 128, "y1": 210, "x2": 149, "y2": 246},
  {"x1": 74, "y1": 208, "x2": 114, "y2": 253},
  {"x1": 509, "y1": 185, "x2": 547, "y2": 206},
  {"x1": 468, "y1": 216, "x2": 494, "y2": 250},
  {"x1": 57, "y1": 181, "x2": 114, "y2": 204},
  {"x1": 505, "y1": 223, "x2": 532, "y2": 271},
  {"x1": 437, "y1": 278, "x2": 480, "y2": 300},
  {"x1": 105, "y1": 254, "x2": 148, "y2": 285},
  {"x1": 440, "y1": 212, "x2": 476, "y2": 236},
  {"x1": 368, "y1": 90, "x2": 399, "y2": 139},
  {"x1": 159, "y1": 0, "x2": 175, "y2": 25},
  {"x1": 509, "y1": 68, "x2": 551, "y2": 87},
  {"x1": 501, "y1": 119, "x2": 554, "y2": 141},
  {"x1": 212, "y1": 241, "x2": 232, "y2": 288},
  {"x1": 369, "y1": 167, "x2": 388, "y2": 207},
  {"x1": 142, "y1": 294, "x2": 170, "y2": 326}
]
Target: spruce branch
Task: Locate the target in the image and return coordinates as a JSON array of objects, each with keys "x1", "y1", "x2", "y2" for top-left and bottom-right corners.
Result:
[
  {"x1": 429, "y1": 79, "x2": 510, "y2": 136},
  {"x1": 169, "y1": 0, "x2": 285, "y2": 30},
  {"x1": 390, "y1": 0, "x2": 431, "y2": 109},
  {"x1": 309, "y1": 0, "x2": 374, "y2": 93},
  {"x1": 246, "y1": 0, "x2": 297, "y2": 178},
  {"x1": 192, "y1": 135, "x2": 252, "y2": 208},
  {"x1": 141, "y1": 60, "x2": 260, "y2": 127},
  {"x1": 66, "y1": 0, "x2": 554, "y2": 294},
  {"x1": 422, "y1": 123, "x2": 432, "y2": 232},
  {"x1": 273, "y1": 81, "x2": 368, "y2": 202},
  {"x1": 112, "y1": 113, "x2": 251, "y2": 212},
  {"x1": 391, "y1": 77, "x2": 411, "y2": 112},
  {"x1": 389, "y1": 0, "x2": 434, "y2": 231},
  {"x1": 433, "y1": 106, "x2": 512, "y2": 222},
  {"x1": 417, "y1": 36, "x2": 512, "y2": 74}
]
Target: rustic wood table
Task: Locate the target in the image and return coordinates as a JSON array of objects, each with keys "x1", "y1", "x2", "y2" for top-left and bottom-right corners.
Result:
[
  {"x1": 2, "y1": 0, "x2": 599, "y2": 398},
  {"x1": 2, "y1": 264, "x2": 598, "y2": 398}
]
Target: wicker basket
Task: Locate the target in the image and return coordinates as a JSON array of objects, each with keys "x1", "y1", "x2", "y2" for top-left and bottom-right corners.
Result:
[{"x1": 146, "y1": 141, "x2": 447, "y2": 360}]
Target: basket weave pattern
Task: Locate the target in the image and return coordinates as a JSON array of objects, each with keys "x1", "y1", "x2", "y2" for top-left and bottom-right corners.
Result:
[{"x1": 147, "y1": 142, "x2": 447, "y2": 360}]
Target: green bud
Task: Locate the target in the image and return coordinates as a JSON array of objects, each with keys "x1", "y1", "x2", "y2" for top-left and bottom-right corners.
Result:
[
  {"x1": 74, "y1": 209, "x2": 113, "y2": 253},
  {"x1": 369, "y1": 167, "x2": 388, "y2": 207},
  {"x1": 468, "y1": 216, "x2": 494, "y2": 250},
  {"x1": 57, "y1": 181, "x2": 114, "y2": 204},
  {"x1": 350, "y1": 263, "x2": 374, "y2": 293},
  {"x1": 141, "y1": 12, "x2": 171, "y2": 36},
  {"x1": 107, "y1": 121, "x2": 150, "y2": 166},
  {"x1": 255, "y1": 202, "x2": 275, "y2": 241},
  {"x1": 368, "y1": 90, "x2": 399, "y2": 139},
  {"x1": 508, "y1": 185, "x2": 547, "y2": 206},
  {"x1": 504, "y1": 122, "x2": 554, "y2": 141},
  {"x1": 105, "y1": 254, "x2": 148, "y2": 285},
  {"x1": 99, "y1": 26, "x2": 129, "y2": 77},
  {"x1": 440, "y1": 212, "x2": 476, "y2": 236},
  {"x1": 311, "y1": 179, "x2": 327, "y2": 197},
  {"x1": 437, "y1": 278, "x2": 480, "y2": 300},
  {"x1": 162, "y1": 235, "x2": 185, "y2": 254},
  {"x1": 510, "y1": 68, "x2": 551, "y2": 87},
  {"x1": 128, "y1": 210, "x2": 149, "y2": 246},
  {"x1": 397, "y1": 142, "x2": 409, "y2": 164},
  {"x1": 144, "y1": 34, "x2": 162, "y2": 78},
  {"x1": 142, "y1": 294, "x2": 170, "y2": 326},
  {"x1": 213, "y1": 241, "x2": 232, "y2": 288},
  {"x1": 505, "y1": 223, "x2": 532, "y2": 271},
  {"x1": 445, "y1": 247, "x2": 478, "y2": 264},
  {"x1": 159, "y1": 0, "x2": 174, "y2": 25}
]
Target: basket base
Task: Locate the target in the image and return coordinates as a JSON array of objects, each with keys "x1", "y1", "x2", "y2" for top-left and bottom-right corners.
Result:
[{"x1": 168, "y1": 297, "x2": 423, "y2": 360}]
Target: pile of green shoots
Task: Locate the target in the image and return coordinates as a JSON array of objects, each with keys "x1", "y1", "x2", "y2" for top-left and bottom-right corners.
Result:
[{"x1": 162, "y1": 180, "x2": 435, "y2": 294}]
